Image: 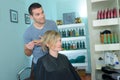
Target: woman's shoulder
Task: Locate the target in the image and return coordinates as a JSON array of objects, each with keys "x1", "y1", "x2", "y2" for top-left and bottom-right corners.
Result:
[
  {"x1": 38, "y1": 54, "x2": 48, "y2": 60},
  {"x1": 58, "y1": 53, "x2": 68, "y2": 59},
  {"x1": 37, "y1": 54, "x2": 48, "y2": 64}
]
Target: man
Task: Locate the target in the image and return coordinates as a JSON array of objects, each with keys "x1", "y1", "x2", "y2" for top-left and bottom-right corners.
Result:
[{"x1": 23, "y1": 3, "x2": 58, "y2": 80}]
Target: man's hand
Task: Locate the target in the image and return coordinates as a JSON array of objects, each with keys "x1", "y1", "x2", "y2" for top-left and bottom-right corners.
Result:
[
  {"x1": 33, "y1": 39, "x2": 42, "y2": 46},
  {"x1": 25, "y1": 41, "x2": 35, "y2": 50}
]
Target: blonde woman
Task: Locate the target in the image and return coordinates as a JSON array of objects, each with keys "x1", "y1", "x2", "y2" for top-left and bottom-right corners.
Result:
[{"x1": 35, "y1": 30, "x2": 81, "y2": 80}]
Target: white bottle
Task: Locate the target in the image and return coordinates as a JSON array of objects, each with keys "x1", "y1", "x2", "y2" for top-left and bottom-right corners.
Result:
[{"x1": 113, "y1": 54, "x2": 119, "y2": 69}]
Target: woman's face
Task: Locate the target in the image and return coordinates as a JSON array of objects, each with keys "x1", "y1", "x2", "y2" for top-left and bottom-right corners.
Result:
[{"x1": 48, "y1": 37, "x2": 62, "y2": 52}]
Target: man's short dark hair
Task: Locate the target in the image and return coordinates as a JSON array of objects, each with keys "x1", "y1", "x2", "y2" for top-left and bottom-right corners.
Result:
[{"x1": 28, "y1": 3, "x2": 42, "y2": 15}]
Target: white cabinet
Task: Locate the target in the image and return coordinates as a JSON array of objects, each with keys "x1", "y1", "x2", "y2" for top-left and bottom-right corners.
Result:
[
  {"x1": 57, "y1": 23, "x2": 88, "y2": 70},
  {"x1": 87, "y1": 0, "x2": 120, "y2": 80}
]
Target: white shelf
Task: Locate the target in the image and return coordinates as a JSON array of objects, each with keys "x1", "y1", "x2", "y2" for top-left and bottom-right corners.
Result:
[
  {"x1": 96, "y1": 64, "x2": 120, "y2": 70},
  {"x1": 91, "y1": 0, "x2": 108, "y2": 3},
  {"x1": 96, "y1": 66, "x2": 102, "y2": 70},
  {"x1": 93, "y1": 18, "x2": 119, "y2": 27},
  {"x1": 59, "y1": 49, "x2": 87, "y2": 54},
  {"x1": 72, "y1": 63, "x2": 87, "y2": 69},
  {"x1": 57, "y1": 23, "x2": 85, "y2": 29},
  {"x1": 62, "y1": 36, "x2": 86, "y2": 41},
  {"x1": 95, "y1": 43, "x2": 120, "y2": 51}
]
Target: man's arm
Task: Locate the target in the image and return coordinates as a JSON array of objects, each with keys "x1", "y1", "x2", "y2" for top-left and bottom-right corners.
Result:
[
  {"x1": 24, "y1": 45, "x2": 33, "y2": 56},
  {"x1": 24, "y1": 40, "x2": 42, "y2": 56},
  {"x1": 24, "y1": 41, "x2": 35, "y2": 56}
]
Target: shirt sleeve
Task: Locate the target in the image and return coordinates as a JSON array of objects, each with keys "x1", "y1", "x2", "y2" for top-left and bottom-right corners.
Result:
[{"x1": 23, "y1": 30, "x2": 32, "y2": 44}]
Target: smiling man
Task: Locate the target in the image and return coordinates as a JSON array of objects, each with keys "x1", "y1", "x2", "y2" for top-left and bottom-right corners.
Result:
[{"x1": 23, "y1": 3, "x2": 58, "y2": 80}]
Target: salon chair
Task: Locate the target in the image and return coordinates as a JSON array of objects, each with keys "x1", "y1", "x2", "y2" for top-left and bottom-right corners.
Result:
[{"x1": 17, "y1": 67, "x2": 31, "y2": 80}]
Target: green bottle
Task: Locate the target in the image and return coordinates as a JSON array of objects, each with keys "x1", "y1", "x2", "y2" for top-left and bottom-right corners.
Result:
[
  {"x1": 81, "y1": 28, "x2": 84, "y2": 36},
  {"x1": 107, "y1": 34, "x2": 111, "y2": 44},
  {"x1": 62, "y1": 42, "x2": 65, "y2": 50},
  {"x1": 80, "y1": 41, "x2": 82, "y2": 49},
  {"x1": 111, "y1": 33, "x2": 115, "y2": 43},
  {"x1": 82, "y1": 41, "x2": 84, "y2": 49},
  {"x1": 114, "y1": 33, "x2": 118, "y2": 43},
  {"x1": 77, "y1": 41, "x2": 79, "y2": 49},
  {"x1": 104, "y1": 34, "x2": 107, "y2": 44},
  {"x1": 68, "y1": 41, "x2": 70, "y2": 50},
  {"x1": 75, "y1": 28, "x2": 79, "y2": 37}
]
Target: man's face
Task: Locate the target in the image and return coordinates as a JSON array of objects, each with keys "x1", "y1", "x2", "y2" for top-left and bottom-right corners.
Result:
[{"x1": 30, "y1": 7, "x2": 45, "y2": 24}]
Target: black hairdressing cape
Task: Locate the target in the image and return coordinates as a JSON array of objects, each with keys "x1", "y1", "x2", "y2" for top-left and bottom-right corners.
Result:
[{"x1": 35, "y1": 53, "x2": 81, "y2": 80}]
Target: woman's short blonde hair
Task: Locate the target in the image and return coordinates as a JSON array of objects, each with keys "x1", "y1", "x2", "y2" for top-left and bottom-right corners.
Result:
[{"x1": 41, "y1": 30, "x2": 61, "y2": 51}]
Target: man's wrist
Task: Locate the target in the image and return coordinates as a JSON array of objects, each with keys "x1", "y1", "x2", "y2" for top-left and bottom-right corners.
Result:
[{"x1": 25, "y1": 45, "x2": 33, "y2": 50}]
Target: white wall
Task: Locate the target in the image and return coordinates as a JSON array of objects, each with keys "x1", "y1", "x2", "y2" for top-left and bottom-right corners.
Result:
[
  {"x1": 0, "y1": 0, "x2": 30, "y2": 80},
  {"x1": 26, "y1": 0, "x2": 87, "y2": 21},
  {"x1": 56, "y1": 0, "x2": 87, "y2": 20},
  {"x1": 26, "y1": 0, "x2": 57, "y2": 21}
]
